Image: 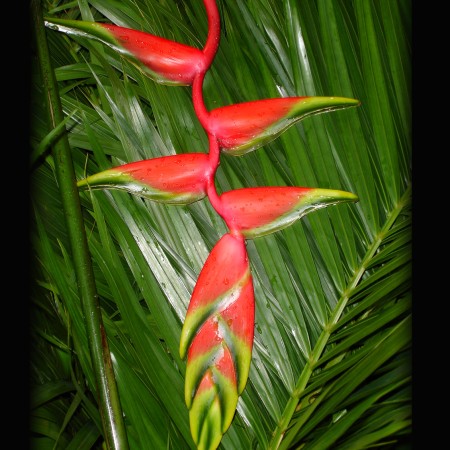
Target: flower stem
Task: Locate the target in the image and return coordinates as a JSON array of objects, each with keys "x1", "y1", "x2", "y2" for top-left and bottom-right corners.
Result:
[
  {"x1": 192, "y1": 71, "x2": 210, "y2": 130},
  {"x1": 32, "y1": 1, "x2": 129, "y2": 448},
  {"x1": 202, "y1": 0, "x2": 221, "y2": 68},
  {"x1": 205, "y1": 135, "x2": 224, "y2": 215}
]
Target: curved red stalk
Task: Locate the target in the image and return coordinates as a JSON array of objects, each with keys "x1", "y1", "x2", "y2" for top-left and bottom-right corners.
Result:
[
  {"x1": 192, "y1": 0, "x2": 220, "y2": 134},
  {"x1": 192, "y1": 72, "x2": 211, "y2": 130},
  {"x1": 205, "y1": 134, "x2": 225, "y2": 218},
  {"x1": 202, "y1": 0, "x2": 221, "y2": 68}
]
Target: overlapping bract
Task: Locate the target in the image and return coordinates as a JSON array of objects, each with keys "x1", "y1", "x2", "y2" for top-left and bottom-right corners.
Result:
[
  {"x1": 180, "y1": 233, "x2": 254, "y2": 450},
  {"x1": 49, "y1": 1, "x2": 360, "y2": 449}
]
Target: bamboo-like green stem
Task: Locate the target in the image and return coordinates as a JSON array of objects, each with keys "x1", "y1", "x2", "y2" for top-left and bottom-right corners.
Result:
[
  {"x1": 31, "y1": 1, "x2": 129, "y2": 448},
  {"x1": 268, "y1": 184, "x2": 412, "y2": 449}
]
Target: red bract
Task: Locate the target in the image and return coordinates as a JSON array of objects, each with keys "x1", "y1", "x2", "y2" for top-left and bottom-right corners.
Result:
[
  {"x1": 207, "y1": 96, "x2": 360, "y2": 155},
  {"x1": 180, "y1": 233, "x2": 254, "y2": 450},
  {"x1": 219, "y1": 187, "x2": 359, "y2": 238},
  {"x1": 77, "y1": 153, "x2": 211, "y2": 205},
  {"x1": 44, "y1": 18, "x2": 207, "y2": 85},
  {"x1": 101, "y1": 23, "x2": 207, "y2": 85}
]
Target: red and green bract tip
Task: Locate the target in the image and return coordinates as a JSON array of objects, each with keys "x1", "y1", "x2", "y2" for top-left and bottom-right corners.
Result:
[
  {"x1": 77, "y1": 153, "x2": 211, "y2": 205},
  {"x1": 207, "y1": 96, "x2": 360, "y2": 156},
  {"x1": 219, "y1": 186, "x2": 359, "y2": 238},
  {"x1": 44, "y1": 18, "x2": 207, "y2": 85}
]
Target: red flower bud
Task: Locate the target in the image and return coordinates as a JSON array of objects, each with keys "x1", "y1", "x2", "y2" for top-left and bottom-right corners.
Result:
[
  {"x1": 180, "y1": 233, "x2": 254, "y2": 449},
  {"x1": 219, "y1": 186, "x2": 359, "y2": 238},
  {"x1": 77, "y1": 153, "x2": 211, "y2": 205},
  {"x1": 44, "y1": 18, "x2": 207, "y2": 85},
  {"x1": 207, "y1": 96, "x2": 360, "y2": 155}
]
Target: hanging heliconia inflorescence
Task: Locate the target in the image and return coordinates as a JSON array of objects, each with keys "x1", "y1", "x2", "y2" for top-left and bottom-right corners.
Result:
[{"x1": 46, "y1": 1, "x2": 359, "y2": 449}]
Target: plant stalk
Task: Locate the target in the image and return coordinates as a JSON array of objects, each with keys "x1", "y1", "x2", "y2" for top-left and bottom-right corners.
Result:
[{"x1": 31, "y1": 0, "x2": 129, "y2": 448}]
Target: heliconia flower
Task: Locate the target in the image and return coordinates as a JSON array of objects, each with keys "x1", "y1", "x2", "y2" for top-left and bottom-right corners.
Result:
[
  {"x1": 77, "y1": 153, "x2": 211, "y2": 205},
  {"x1": 44, "y1": 18, "x2": 207, "y2": 85},
  {"x1": 206, "y1": 96, "x2": 360, "y2": 156},
  {"x1": 180, "y1": 233, "x2": 254, "y2": 450},
  {"x1": 219, "y1": 186, "x2": 359, "y2": 238}
]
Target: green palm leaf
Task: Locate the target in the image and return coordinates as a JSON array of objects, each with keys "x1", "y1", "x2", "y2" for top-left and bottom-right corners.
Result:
[{"x1": 30, "y1": 0, "x2": 411, "y2": 449}]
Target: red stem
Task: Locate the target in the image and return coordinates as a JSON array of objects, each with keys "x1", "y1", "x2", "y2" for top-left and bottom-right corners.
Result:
[
  {"x1": 207, "y1": 131, "x2": 220, "y2": 170},
  {"x1": 205, "y1": 134, "x2": 223, "y2": 214},
  {"x1": 202, "y1": 0, "x2": 221, "y2": 68},
  {"x1": 192, "y1": 71, "x2": 210, "y2": 131},
  {"x1": 196, "y1": 0, "x2": 241, "y2": 236},
  {"x1": 205, "y1": 134, "x2": 241, "y2": 237},
  {"x1": 193, "y1": 0, "x2": 220, "y2": 130}
]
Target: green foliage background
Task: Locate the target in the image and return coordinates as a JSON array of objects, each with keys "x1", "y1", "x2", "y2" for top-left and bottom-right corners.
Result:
[{"x1": 30, "y1": 0, "x2": 412, "y2": 448}]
